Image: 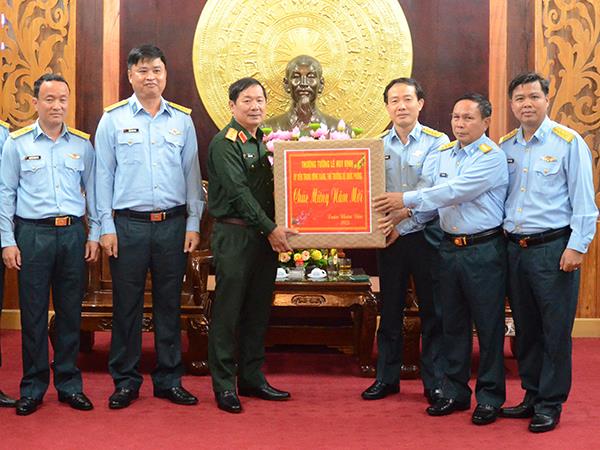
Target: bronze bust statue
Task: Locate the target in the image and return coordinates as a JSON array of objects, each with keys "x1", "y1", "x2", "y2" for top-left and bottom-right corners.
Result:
[{"x1": 265, "y1": 55, "x2": 346, "y2": 131}]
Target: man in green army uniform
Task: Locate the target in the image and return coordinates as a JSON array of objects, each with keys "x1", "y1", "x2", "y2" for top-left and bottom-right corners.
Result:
[{"x1": 207, "y1": 77, "x2": 297, "y2": 413}]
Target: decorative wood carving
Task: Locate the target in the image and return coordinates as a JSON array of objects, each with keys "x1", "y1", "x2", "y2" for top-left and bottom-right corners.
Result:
[{"x1": 0, "y1": 0, "x2": 76, "y2": 128}]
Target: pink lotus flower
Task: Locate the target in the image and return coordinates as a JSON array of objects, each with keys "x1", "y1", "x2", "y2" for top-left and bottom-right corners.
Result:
[{"x1": 330, "y1": 130, "x2": 351, "y2": 140}]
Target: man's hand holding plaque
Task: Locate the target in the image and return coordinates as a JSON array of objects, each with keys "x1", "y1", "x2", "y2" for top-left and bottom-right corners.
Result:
[{"x1": 373, "y1": 192, "x2": 405, "y2": 214}]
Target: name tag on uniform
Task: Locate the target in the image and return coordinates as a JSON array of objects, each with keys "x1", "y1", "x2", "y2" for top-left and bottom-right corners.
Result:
[
  {"x1": 69, "y1": 153, "x2": 81, "y2": 159},
  {"x1": 243, "y1": 153, "x2": 255, "y2": 159},
  {"x1": 439, "y1": 172, "x2": 448, "y2": 178},
  {"x1": 542, "y1": 155, "x2": 557, "y2": 162},
  {"x1": 507, "y1": 158, "x2": 514, "y2": 164},
  {"x1": 122, "y1": 128, "x2": 139, "y2": 134},
  {"x1": 169, "y1": 128, "x2": 182, "y2": 136},
  {"x1": 24, "y1": 155, "x2": 41, "y2": 160},
  {"x1": 384, "y1": 154, "x2": 391, "y2": 160}
]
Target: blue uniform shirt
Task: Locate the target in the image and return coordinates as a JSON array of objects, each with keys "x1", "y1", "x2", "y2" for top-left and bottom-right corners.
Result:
[
  {"x1": 383, "y1": 122, "x2": 450, "y2": 235},
  {"x1": 0, "y1": 120, "x2": 8, "y2": 149},
  {"x1": 95, "y1": 94, "x2": 204, "y2": 235},
  {"x1": 404, "y1": 134, "x2": 508, "y2": 235},
  {"x1": 0, "y1": 120, "x2": 100, "y2": 247},
  {"x1": 500, "y1": 116, "x2": 598, "y2": 253}
]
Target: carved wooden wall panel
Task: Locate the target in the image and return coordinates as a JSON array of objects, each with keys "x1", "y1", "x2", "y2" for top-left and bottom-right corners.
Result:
[
  {"x1": 535, "y1": 0, "x2": 600, "y2": 317},
  {"x1": 0, "y1": 0, "x2": 76, "y2": 128}
]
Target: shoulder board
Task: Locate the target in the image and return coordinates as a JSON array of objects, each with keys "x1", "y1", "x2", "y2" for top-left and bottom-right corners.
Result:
[
  {"x1": 479, "y1": 143, "x2": 493, "y2": 154},
  {"x1": 225, "y1": 128, "x2": 238, "y2": 142},
  {"x1": 439, "y1": 140, "x2": 456, "y2": 151},
  {"x1": 168, "y1": 101, "x2": 192, "y2": 115},
  {"x1": 9, "y1": 125, "x2": 34, "y2": 139},
  {"x1": 0, "y1": 119, "x2": 9, "y2": 130},
  {"x1": 104, "y1": 99, "x2": 128, "y2": 112},
  {"x1": 67, "y1": 127, "x2": 90, "y2": 140},
  {"x1": 422, "y1": 127, "x2": 443, "y2": 138},
  {"x1": 499, "y1": 128, "x2": 518, "y2": 144},
  {"x1": 552, "y1": 126, "x2": 574, "y2": 143},
  {"x1": 376, "y1": 129, "x2": 390, "y2": 139}
]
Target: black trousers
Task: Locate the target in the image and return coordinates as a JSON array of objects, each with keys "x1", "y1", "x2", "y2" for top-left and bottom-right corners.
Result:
[
  {"x1": 108, "y1": 215, "x2": 187, "y2": 391},
  {"x1": 376, "y1": 230, "x2": 444, "y2": 390},
  {"x1": 439, "y1": 234, "x2": 507, "y2": 407},
  {"x1": 507, "y1": 235, "x2": 579, "y2": 414},
  {"x1": 208, "y1": 222, "x2": 278, "y2": 393},
  {"x1": 16, "y1": 220, "x2": 86, "y2": 399}
]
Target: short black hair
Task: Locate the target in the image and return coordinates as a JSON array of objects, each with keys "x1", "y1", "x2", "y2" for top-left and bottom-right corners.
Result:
[
  {"x1": 383, "y1": 77, "x2": 425, "y2": 103},
  {"x1": 508, "y1": 72, "x2": 549, "y2": 98},
  {"x1": 127, "y1": 45, "x2": 167, "y2": 69},
  {"x1": 454, "y1": 92, "x2": 492, "y2": 119},
  {"x1": 33, "y1": 74, "x2": 69, "y2": 98},
  {"x1": 228, "y1": 77, "x2": 267, "y2": 102}
]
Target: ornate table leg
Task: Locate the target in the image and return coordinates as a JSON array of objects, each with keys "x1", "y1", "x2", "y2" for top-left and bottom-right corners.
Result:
[
  {"x1": 184, "y1": 317, "x2": 210, "y2": 375},
  {"x1": 358, "y1": 292, "x2": 377, "y2": 377}
]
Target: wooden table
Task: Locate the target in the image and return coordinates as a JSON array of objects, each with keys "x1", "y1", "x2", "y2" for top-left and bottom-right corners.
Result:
[{"x1": 266, "y1": 269, "x2": 377, "y2": 377}]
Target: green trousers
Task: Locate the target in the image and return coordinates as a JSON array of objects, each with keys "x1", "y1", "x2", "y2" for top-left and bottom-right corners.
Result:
[{"x1": 208, "y1": 222, "x2": 277, "y2": 392}]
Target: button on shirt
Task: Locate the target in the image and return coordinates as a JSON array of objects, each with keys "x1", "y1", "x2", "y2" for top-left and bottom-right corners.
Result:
[
  {"x1": 384, "y1": 123, "x2": 449, "y2": 235},
  {"x1": 95, "y1": 94, "x2": 204, "y2": 235},
  {"x1": 404, "y1": 134, "x2": 508, "y2": 235},
  {"x1": 501, "y1": 116, "x2": 598, "y2": 253},
  {"x1": 0, "y1": 121, "x2": 100, "y2": 247}
]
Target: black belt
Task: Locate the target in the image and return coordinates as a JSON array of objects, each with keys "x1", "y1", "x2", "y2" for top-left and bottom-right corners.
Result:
[
  {"x1": 506, "y1": 226, "x2": 570, "y2": 248},
  {"x1": 16, "y1": 215, "x2": 82, "y2": 227},
  {"x1": 216, "y1": 217, "x2": 247, "y2": 227},
  {"x1": 114, "y1": 205, "x2": 186, "y2": 222},
  {"x1": 444, "y1": 227, "x2": 503, "y2": 247}
]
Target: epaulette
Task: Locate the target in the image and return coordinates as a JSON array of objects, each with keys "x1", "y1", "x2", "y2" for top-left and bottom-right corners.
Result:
[
  {"x1": 552, "y1": 126, "x2": 574, "y2": 143},
  {"x1": 168, "y1": 101, "x2": 192, "y2": 115},
  {"x1": 225, "y1": 128, "x2": 238, "y2": 142},
  {"x1": 422, "y1": 127, "x2": 443, "y2": 138},
  {"x1": 499, "y1": 128, "x2": 518, "y2": 144},
  {"x1": 0, "y1": 119, "x2": 9, "y2": 130},
  {"x1": 439, "y1": 140, "x2": 456, "y2": 151},
  {"x1": 376, "y1": 129, "x2": 391, "y2": 139},
  {"x1": 10, "y1": 125, "x2": 34, "y2": 139},
  {"x1": 104, "y1": 99, "x2": 128, "y2": 112},
  {"x1": 479, "y1": 143, "x2": 493, "y2": 154},
  {"x1": 68, "y1": 127, "x2": 90, "y2": 140}
]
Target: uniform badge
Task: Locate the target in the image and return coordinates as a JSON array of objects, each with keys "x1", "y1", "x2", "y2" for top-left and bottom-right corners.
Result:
[
  {"x1": 169, "y1": 128, "x2": 182, "y2": 136},
  {"x1": 542, "y1": 155, "x2": 557, "y2": 162},
  {"x1": 439, "y1": 172, "x2": 448, "y2": 178},
  {"x1": 69, "y1": 153, "x2": 81, "y2": 159},
  {"x1": 24, "y1": 155, "x2": 41, "y2": 160},
  {"x1": 122, "y1": 128, "x2": 139, "y2": 134},
  {"x1": 225, "y1": 128, "x2": 238, "y2": 142},
  {"x1": 238, "y1": 131, "x2": 248, "y2": 144}
]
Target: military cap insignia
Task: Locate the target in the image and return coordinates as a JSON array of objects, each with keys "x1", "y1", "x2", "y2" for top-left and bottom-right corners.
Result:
[
  {"x1": 10, "y1": 125, "x2": 34, "y2": 139},
  {"x1": 422, "y1": 127, "x2": 444, "y2": 138},
  {"x1": 225, "y1": 128, "x2": 238, "y2": 142},
  {"x1": 439, "y1": 140, "x2": 456, "y2": 152},
  {"x1": 238, "y1": 131, "x2": 248, "y2": 144},
  {"x1": 499, "y1": 128, "x2": 518, "y2": 144},
  {"x1": 542, "y1": 155, "x2": 557, "y2": 163},
  {"x1": 168, "y1": 101, "x2": 192, "y2": 115},
  {"x1": 104, "y1": 99, "x2": 128, "y2": 112},
  {"x1": 552, "y1": 126, "x2": 574, "y2": 143},
  {"x1": 0, "y1": 119, "x2": 9, "y2": 130},
  {"x1": 479, "y1": 143, "x2": 493, "y2": 154},
  {"x1": 67, "y1": 127, "x2": 90, "y2": 140}
]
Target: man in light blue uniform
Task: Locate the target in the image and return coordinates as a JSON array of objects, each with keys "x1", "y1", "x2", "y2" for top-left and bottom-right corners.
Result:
[
  {"x1": 0, "y1": 74, "x2": 99, "y2": 415},
  {"x1": 499, "y1": 73, "x2": 598, "y2": 432},
  {"x1": 95, "y1": 45, "x2": 204, "y2": 409},
  {"x1": 375, "y1": 93, "x2": 508, "y2": 425},
  {"x1": 0, "y1": 119, "x2": 16, "y2": 408},
  {"x1": 361, "y1": 78, "x2": 448, "y2": 404}
]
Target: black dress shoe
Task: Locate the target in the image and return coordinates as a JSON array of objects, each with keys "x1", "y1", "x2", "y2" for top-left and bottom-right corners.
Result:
[
  {"x1": 238, "y1": 382, "x2": 290, "y2": 401},
  {"x1": 215, "y1": 390, "x2": 242, "y2": 413},
  {"x1": 426, "y1": 398, "x2": 470, "y2": 416},
  {"x1": 154, "y1": 386, "x2": 198, "y2": 405},
  {"x1": 471, "y1": 404, "x2": 500, "y2": 425},
  {"x1": 424, "y1": 388, "x2": 443, "y2": 405},
  {"x1": 108, "y1": 387, "x2": 139, "y2": 409},
  {"x1": 58, "y1": 392, "x2": 94, "y2": 411},
  {"x1": 500, "y1": 400, "x2": 535, "y2": 418},
  {"x1": 0, "y1": 390, "x2": 16, "y2": 408},
  {"x1": 361, "y1": 381, "x2": 400, "y2": 400},
  {"x1": 529, "y1": 411, "x2": 560, "y2": 433},
  {"x1": 16, "y1": 397, "x2": 42, "y2": 416}
]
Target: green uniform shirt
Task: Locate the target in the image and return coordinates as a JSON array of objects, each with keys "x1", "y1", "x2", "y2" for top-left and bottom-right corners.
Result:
[{"x1": 207, "y1": 118, "x2": 276, "y2": 235}]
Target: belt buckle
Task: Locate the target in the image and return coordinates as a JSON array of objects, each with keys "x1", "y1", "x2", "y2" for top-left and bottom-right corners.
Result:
[
  {"x1": 54, "y1": 216, "x2": 71, "y2": 227},
  {"x1": 518, "y1": 237, "x2": 529, "y2": 248},
  {"x1": 453, "y1": 236, "x2": 467, "y2": 247},
  {"x1": 150, "y1": 211, "x2": 166, "y2": 222}
]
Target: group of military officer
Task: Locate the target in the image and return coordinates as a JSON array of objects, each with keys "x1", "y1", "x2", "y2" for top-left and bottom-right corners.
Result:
[
  {"x1": 0, "y1": 43, "x2": 596, "y2": 433},
  {"x1": 369, "y1": 73, "x2": 597, "y2": 433}
]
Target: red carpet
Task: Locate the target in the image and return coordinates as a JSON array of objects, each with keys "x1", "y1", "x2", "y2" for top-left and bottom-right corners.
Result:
[{"x1": 1, "y1": 330, "x2": 599, "y2": 449}]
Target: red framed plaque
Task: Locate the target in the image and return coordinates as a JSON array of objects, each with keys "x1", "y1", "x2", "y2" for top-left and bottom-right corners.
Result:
[{"x1": 273, "y1": 139, "x2": 385, "y2": 248}]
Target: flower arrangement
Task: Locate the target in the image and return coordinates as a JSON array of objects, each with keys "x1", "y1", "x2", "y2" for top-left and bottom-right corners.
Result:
[{"x1": 278, "y1": 248, "x2": 338, "y2": 271}]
